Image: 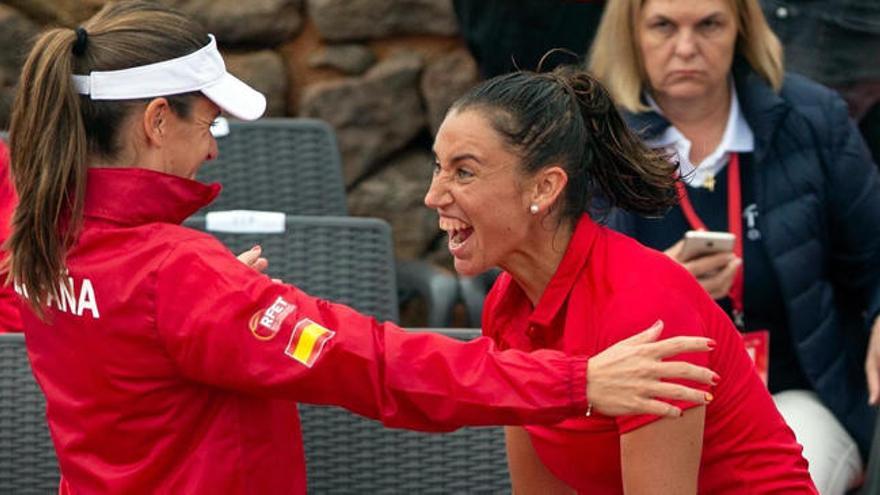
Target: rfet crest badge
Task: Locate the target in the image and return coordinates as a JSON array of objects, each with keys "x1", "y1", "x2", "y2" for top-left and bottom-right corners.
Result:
[{"x1": 249, "y1": 296, "x2": 296, "y2": 341}]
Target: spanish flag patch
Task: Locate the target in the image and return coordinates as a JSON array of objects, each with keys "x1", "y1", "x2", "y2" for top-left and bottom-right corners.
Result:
[{"x1": 284, "y1": 319, "x2": 335, "y2": 368}]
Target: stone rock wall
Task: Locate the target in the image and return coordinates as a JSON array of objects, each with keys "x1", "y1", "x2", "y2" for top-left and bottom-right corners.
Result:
[
  {"x1": 0, "y1": 0, "x2": 480, "y2": 269},
  {"x1": 0, "y1": 5, "x2": 37, "y2": 126},
  {"x1": 301, "y1": 52, "x2": 426, "y2": 184},
  {"x1": 308, "y1": 0, "x2": 458, "y2": 42},
  {"x1": 168, "y1": 0, "x2": 304, "y2": 45}
]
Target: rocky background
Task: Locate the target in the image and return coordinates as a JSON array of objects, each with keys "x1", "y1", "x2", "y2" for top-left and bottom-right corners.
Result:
[{"x1": 0, "y1": 0, "x2": 480, "y2": 271}]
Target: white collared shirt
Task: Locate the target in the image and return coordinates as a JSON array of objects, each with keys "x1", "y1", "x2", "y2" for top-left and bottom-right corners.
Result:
[{"x1": 645, "y1": 83, "x2": 754, "y2": 189}]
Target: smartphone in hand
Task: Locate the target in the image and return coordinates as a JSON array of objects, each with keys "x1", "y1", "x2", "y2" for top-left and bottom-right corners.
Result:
[{"x1": 680, "y1": 230, "x2": 735, "y2": 261}]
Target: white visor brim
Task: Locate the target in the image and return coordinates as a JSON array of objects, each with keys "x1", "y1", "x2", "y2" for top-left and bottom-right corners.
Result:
[
  {"x1": 202, "y1": 72, "x2": 266, "y2": 121},
  {"x1": 72, "y1": 34, "x2": 266, "y2": 121}
]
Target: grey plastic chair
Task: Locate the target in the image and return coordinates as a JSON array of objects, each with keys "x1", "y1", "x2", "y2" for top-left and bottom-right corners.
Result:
[
  {"x1": 0, "y1": 334, "x2": 61, "y2": 494},
  {"x1": 396, "y1": 259, "x2": 459, "y2": 328},
  {"x1": 186, "y1": 214, "x2": 399, "y2": 323},
  {"x1": 297, "y1": 327, "x2": 510, "y2": 493},
  {"x1": 196, "y1": 118, "x2": 348, "y2": 216},
  {"x1": 459, "y1": 268, "x2": 502, "y2": 328}
]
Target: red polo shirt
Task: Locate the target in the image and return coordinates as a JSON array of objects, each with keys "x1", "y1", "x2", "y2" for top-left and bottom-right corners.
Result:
[
  {"x1": 20, "y1": 168, "x2": 589, "y2": 494},
  {"x1": 483, "y1": 215, "x2": 816, "y2": 494}
]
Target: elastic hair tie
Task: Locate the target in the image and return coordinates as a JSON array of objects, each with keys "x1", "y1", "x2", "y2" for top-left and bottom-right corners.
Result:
[{"x1": 72, "y1": 27, "x2": 88, "y2": 56}]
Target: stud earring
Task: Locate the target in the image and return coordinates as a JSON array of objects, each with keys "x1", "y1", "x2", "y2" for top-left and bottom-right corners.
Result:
[{"x1": 529, "y1": 204, "x2": 539, "y2": 215}]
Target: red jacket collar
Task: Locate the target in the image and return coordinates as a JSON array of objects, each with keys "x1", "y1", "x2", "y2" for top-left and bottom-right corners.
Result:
[
  {"x1": 529, "y1": 214, "x2": 600, "y2": 327},
  {"x1": 83, "y1": 168, "x2": 220, "y2": 226}
]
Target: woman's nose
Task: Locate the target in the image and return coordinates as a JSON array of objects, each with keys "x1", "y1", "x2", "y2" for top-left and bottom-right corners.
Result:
[
  {"x1": 673, "y1": 30, "x2": 698, "y2": 59},
  {"x1": 206, "y1": 138, "x2": 219, "y2": 162},
  {"x1": 424, "y1": 175, "x2": 451, "y2": 209}
]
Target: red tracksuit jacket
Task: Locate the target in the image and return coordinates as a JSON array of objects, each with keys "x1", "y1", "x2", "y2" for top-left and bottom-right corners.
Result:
[
  {"x1": 0, "y1": 139, "x2": 21, "y2": 332},
  {"x1": 19, "y1": 167, "x2": 588, "y2": 494}
]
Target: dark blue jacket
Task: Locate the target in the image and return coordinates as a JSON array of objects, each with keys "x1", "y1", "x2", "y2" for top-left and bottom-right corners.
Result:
[{"x1": 610, "y1": 64, "x2": 880, "y2": 456}]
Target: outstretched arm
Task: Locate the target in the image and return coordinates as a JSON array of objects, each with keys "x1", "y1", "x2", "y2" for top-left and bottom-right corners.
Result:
[{"x1": 159, "y1": 236, "x2": 716, "y2": 431}]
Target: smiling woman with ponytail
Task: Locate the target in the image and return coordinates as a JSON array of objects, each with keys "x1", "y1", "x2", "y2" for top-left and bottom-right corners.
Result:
[{"x1": 424, "y1": 64, "x2": 817, "y2": 493}]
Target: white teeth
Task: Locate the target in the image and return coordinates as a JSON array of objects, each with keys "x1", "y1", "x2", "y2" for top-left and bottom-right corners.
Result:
[{"x1": 438, "y1": 217, "x2": 471, "y2": 232}]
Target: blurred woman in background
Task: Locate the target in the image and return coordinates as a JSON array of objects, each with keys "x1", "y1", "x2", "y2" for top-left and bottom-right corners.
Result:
[{"x1": 590, "y1": 0, "x2": 880, "y2": 492}]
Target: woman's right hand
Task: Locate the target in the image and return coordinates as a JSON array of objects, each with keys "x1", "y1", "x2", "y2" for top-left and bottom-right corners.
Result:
[
  {"x1": 665, "y1": 240, "x2": 741, "y2": 300},
  {"x1": 237, "y1": 245, "x2": 268, "y2": 272},
  {"x1": 587, "y1": 320, "x2": 717, "y2": 417}
]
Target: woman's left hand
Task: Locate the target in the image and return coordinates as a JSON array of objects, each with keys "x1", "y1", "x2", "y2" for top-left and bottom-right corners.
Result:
[
  {"x1": 866, "y1": 316, "x2": 880, "y2": 405},
  {"x1": 237, "y1": 245, "x2": 269, "y2": 273}
]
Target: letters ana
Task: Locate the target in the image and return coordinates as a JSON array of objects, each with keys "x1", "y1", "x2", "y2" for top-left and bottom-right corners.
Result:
[{"x1": 14, "y1": 276, "x2": 100, "y2": 319}]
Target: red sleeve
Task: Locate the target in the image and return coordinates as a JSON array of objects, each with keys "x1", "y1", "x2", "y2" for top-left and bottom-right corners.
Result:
[
  {"x1": 0, "y1": 139, "x2": 17, "y2": 239},
  {"x1": 0, "y1": 139, "x2": 21, "y2": 333},
  {"x1": 603, "y1": 281, "x2": 712, "y2": 434},
  {"x1": 155, "y1": 235, "x2": 587, "y2": 432}
]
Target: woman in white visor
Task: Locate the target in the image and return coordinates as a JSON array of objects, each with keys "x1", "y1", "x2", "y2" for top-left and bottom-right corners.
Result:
[{"x1": 5, "y1": 1, "x2": 719, "y2": 493}]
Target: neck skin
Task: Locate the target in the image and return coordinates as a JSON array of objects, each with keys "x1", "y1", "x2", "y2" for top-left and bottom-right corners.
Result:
[
  {"x1": 87, "y1": 110, "x2": 156, "y2": 170},
  {"x1": 500, "y1": 217, "x2": 574, "y2": 307},
  {"x1": 652, "y1": 81, "x2": 731, "y2": 165}
]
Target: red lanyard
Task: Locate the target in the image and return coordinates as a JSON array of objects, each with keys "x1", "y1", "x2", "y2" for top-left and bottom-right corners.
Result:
[{"x1": 676, "y1": 153, "x2": 745, "y2": 327}]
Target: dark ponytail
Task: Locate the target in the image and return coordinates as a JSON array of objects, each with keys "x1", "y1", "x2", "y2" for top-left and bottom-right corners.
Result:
[
  {"x1": 563, "y1": 69, "x2": 677, "y2": 217},
  {"x1": 7, "y1": 27, "x2": 89, "y2": 320},
  {"x1": 450, "y1": 65, "x2": 677, "y2": 224}
]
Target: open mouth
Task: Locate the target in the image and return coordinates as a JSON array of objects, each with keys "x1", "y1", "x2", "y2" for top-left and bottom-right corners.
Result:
[{"x1": 439, "y1": 217, "x2": 474, "y2": 253}]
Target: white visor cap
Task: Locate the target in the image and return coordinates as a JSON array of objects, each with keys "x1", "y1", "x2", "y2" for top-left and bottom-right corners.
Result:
[{"x1": 72, "y1": 34, "x2": 266, "y2": 121}]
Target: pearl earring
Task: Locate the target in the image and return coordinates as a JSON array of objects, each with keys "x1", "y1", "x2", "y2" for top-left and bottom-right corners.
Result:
[{"x1": 529, "y1": 204, "x2": 539, "y2": 214}]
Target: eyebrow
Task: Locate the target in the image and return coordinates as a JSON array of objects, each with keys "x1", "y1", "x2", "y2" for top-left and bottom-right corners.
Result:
[
  {"x1": 448, "y1": 152, "x2": 483, "y2": 165},
  {"x1": 699, "y1": 12, "x2": 725, "y2": 21},
  {"x1": 647, "y1": 11, "x2": 726, "y2": 22},
  {"x1": 202, "y1": 111, "x2": 221, "y2": 125},
  {"x1": 431, "y1": 150, "x2": 483, "y2": 164}
]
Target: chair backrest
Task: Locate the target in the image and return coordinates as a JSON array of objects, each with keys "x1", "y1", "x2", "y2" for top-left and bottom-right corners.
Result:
[
  {"x1": 0, "y1": 334, "x2": 60, "y2": 493},
  {"x1": 196, "y1": 118, "x2": 348, "y2": 216},
  {"x1": 298, "y1": 328, "x2": 510, "y2": 493},
  {"x1": 186, "y1": 214, "x2": 399, "y2": 323}
]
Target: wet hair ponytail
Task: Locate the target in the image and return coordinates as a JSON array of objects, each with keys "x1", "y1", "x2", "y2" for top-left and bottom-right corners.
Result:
[
  {"x1": 450, "y1": 64, "x2": 677, "y2": 225},
  {"x1": 562, "y1": 69, "x2": 677, "y2": 217},
  {"x1": 6, "y1": 1, "x2": 208, "y2": 319}
]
